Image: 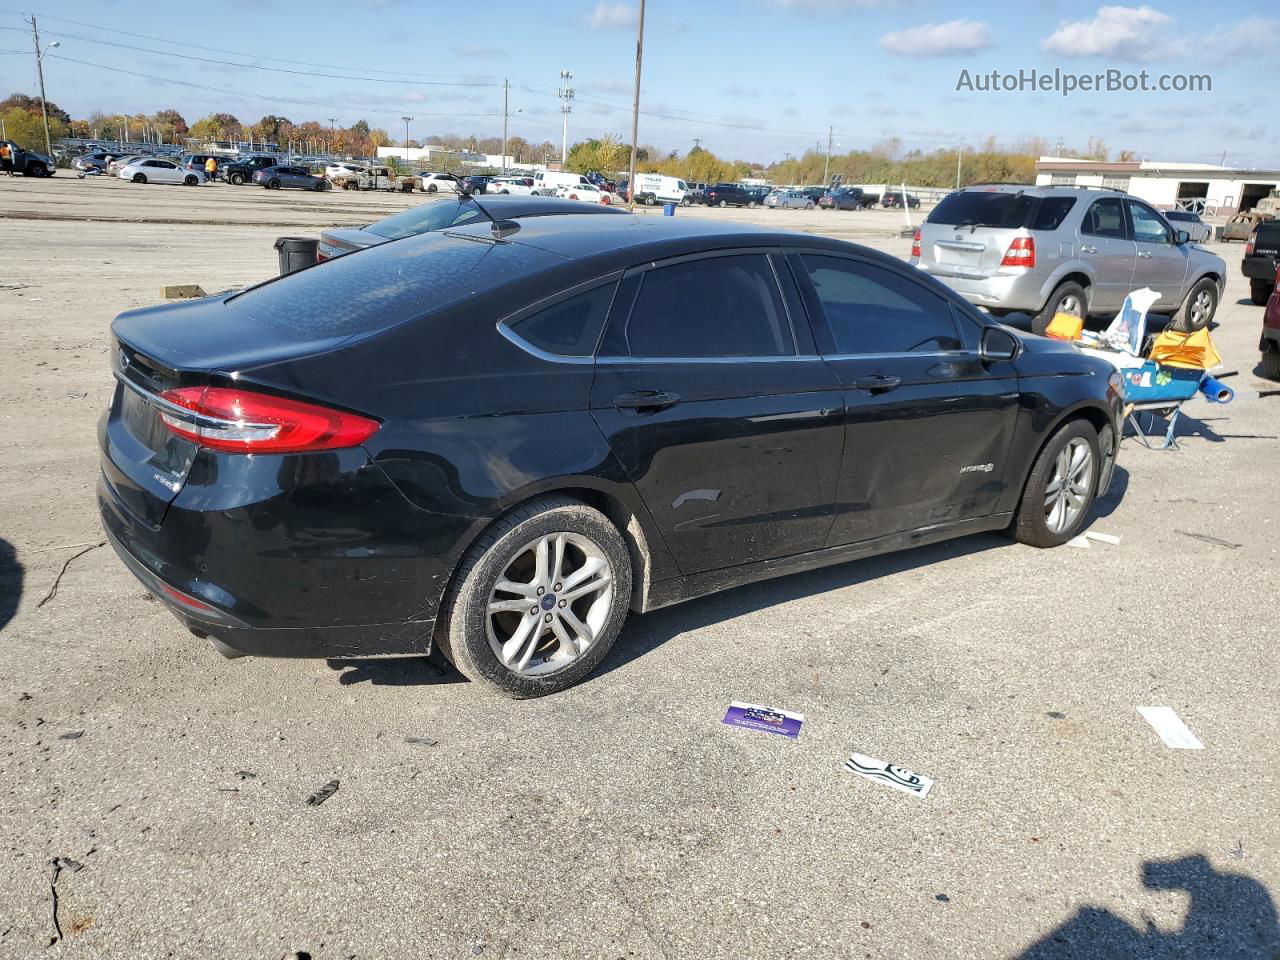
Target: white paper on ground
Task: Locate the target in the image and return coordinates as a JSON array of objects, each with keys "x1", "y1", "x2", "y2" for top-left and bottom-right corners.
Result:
[
  {"x1": 1137, "y1": 706, "x2": 1204, "y2": 749},
  {"x1": 1085, "y1": 531, "x2": 1121, "y2": 545},
  {"x1": 843, "y1": 752, "x2": 935, "y2": 799},
  {"x1": 1067, "y1": 535, "x2": 1091, "y2": 548}
]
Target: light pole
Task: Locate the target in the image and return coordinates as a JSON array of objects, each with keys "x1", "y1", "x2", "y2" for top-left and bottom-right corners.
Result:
[
  {"x1": 328, "y1": 118, "x2": 337, "y2": 156},
  {"x1": 955, "y1": 137, "x2": 965, "y2": 189},
  {"x1": 558, "y1": 69, "x2": 574, "y2": 168},
  {"x1": 626, "y1": 3, "x2": 644, "y2": 210},
  {"x1": 401, "y1": 116, "x2": 413, "y2": 163},
  {"x1": 30, "y1": 20, "x2": 59, "y2": 158}
]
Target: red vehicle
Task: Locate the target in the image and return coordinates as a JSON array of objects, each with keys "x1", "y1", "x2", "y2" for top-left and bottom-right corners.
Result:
[{"x1": 1261, "y1": 265, "x2": 1280, "y2": 380}]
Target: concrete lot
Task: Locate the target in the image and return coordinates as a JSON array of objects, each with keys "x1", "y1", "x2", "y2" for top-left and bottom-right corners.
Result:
[{"x1": 1, "y1": 174, "x2": 1277, "y2": 959}]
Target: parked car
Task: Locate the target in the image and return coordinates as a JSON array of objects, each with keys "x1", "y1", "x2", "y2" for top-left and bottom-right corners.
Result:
[
  {"x1": 225, "y1": 155, "x2": 280, "y2": 185},
  {"x1": 253, "y1": 165, "x2": 329, "y2": 190},
  {"x1": 490, "y1": 176, "x2": 535, "y2": 195},
  {"x1": 703, "y1": 183, "x2": 755, "y2": 207},
  {"x1": 119, "y1": 158, "x2": 206, "y2": 186},
  {"x1": 330, "y1": 165, "x2": 412, "y2": 192},
  {"x1": 819, "y1": 187, "x2": 877, "y2": 211},
  {"x1": 1243, "y1": 220, "x2": 1280, "y2": 304},
  {"x1": 73, "y1": 151, "x2": 118, "y2": 173},
  {"x1": 316, "y1": 194, "x2": 626, "y2": 260},
  {"x1": 420, "y1": 172, "x2": 463, "y2": 194},
  {"x1": 882, "y1": 191, "x2": 921, "y2": 209},
  {"x1": 325, "y1": 161, "x2": 367, "y2": 180},
  {"x1": 99, "y1": 214, "x2": 1122, "y2": 698},
  {"x1": 1223, "y1": 211, "x2": 1273, "y2": 242},
  {"x1": 1260, "y1": 268, "x2": 1280, "y2": 379},
  {"x1": 797, "y1": 186, "x2": 828, "y2": 205},
  {"x1": 107, "y1": 155, "x2": 146, "y2": 176},
  {"x1": 765, "y1": 190, "x2": 814, "y2": 209},
  {"x1": 745, "y1": 186, "x2": 772, "y2": 206},
  {"x1": 180, "y1": 154, "x2": 222, "y2": 174},
  {"x1": 685, "y1": 182, "x2": 709, "y2": 204},
  {"x1": 912, "y1": 185, "x2": 1227, "y2": 334},
  {"x1": 464, "y1": 175, "x2": 495, "y2": 194},
  {"x1": 0, "y1": 140, "x2": 55, "y2": 176},
  {"x1": 1162, "y1": 209, "x2": 1211, "y2": 243},
  {"x1": 555, "y1": 182, "x2": 612, "y2": 205}
]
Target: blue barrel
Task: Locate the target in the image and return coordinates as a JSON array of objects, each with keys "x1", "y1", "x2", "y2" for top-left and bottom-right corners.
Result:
[{"x1": 663, "y1": 202, "x2": 676, "y2": 216}]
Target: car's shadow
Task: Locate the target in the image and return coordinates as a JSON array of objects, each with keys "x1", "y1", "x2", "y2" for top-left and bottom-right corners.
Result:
[{"x1": 0, "y1": 538, "x2": 21, "y2": 634}]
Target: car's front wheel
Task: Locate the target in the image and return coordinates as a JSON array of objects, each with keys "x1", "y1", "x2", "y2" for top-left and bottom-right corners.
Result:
[
  {"x1": 1033, "y1": 281, "x2": 1087, "y2": 336},
  {"x1": 437, "y1": 496, "x2": 633, "y2": 698},
  {"x1": 229, "y1": 172, "x2": 244, "y2": 185},
  {"x1": 1011, "y1": 419, "x2": 1100, "y2": 547},
  {"x1": 1172, "y1": 276, "x2": 1218, "y2": 332}
]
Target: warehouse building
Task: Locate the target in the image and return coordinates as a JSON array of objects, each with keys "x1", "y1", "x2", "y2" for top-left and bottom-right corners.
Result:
[{"x1": 1033, "y1": 157, "x2": 1279, "y2": 215}]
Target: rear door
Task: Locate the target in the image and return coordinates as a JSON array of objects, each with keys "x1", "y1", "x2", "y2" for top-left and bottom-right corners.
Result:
[
  {"x1": 590, "y1": 250, "x2": 845, "y2": 575},
  {"x1": 792, "y1": 252, "x2": 1021, "y2": 545},
  {"x1": 1077, "y1": 197, "x2": 1136, "y2": 312},
  {"x1": 1126, "y1": 199, "x2": 1191, "y2": 308}
]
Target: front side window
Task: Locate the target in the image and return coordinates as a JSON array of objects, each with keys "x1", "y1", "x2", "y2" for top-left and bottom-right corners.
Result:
[
  {"x1": 1128, "y1": 201, "x2": 1172, "y2": 244},
  {"x1": 624, "y1": 255, "x2": 793, "y2": 358},
  {"x1": 1082, "y1": 198, "x2": 1126, "y2": 239},
  {"x1": 801, "y1": 255, "x2": 962, "y2": 355}
]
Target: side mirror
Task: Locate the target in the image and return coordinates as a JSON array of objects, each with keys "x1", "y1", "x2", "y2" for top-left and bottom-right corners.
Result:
[
  {"x1": 980, "y1": 325, "x2": 1020, "y2": 362},
  {"x1": 1174, "y1": 229, "x2": 1190, "y2": 245}
]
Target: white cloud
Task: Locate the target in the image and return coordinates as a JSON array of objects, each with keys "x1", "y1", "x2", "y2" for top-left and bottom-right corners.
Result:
[
  {"x1": 1042, "y1": 5, "x2": 1172, "y2": 59},
  {"x1": 588, "y1": 2, "x2": 637, "y2": 29},
  {"x1": 1201, "y1": 18, "x2": 1280, "y2": 64},
  {"x1": 766, "y1": 0, "x2": 884, "y2": 7},
  {"x1": 879, "y1": 19, "x2": 994, "y2": 57}
]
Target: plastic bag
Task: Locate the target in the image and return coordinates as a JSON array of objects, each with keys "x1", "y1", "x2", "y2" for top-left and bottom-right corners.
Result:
[{"x1": 1099, "y1": 287, "x2": 1160, "y2": 356}]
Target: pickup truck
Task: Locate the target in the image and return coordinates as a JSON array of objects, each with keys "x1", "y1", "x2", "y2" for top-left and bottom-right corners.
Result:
[
  {"x1": 221, "y1": 155, "x2": 278, "y2": 185},
  {"x1": 331, "y1": 165, "x2": 416, "y2": 192},
  {"x1": 818, "y1": 187, "x2": 878, "y2": 210},
  {"x1": 1243, "y1": 220, "x2": 1280, "y2": 305},
  {"x1": 2, "y1": 140, "x2": 55, "y2": 177}
]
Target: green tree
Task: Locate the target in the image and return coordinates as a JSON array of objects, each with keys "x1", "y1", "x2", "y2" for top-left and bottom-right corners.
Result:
[{"x1": 1, "y1": 106, "x2": 67, "y2": 150}]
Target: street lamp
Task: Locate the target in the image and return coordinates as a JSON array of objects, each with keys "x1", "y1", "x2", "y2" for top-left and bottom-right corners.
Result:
[
  {"x1": 34, "y1": 36, "x2": 60, "y2": 157},
  {"x1": 401, "y1": 115, "x2": 413, "y2": 163}
]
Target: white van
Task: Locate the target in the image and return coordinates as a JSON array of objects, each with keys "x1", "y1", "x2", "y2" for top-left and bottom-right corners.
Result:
[
  {"x1": 531, "y1": 171, "x2": 591, "y2": 196},
  {"x1": 631, "y1": 173, "x2": 689, "y2": 206}
]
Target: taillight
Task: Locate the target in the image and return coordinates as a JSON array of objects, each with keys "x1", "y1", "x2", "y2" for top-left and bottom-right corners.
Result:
[
  {"x1": 1001, "y1": 236, "x2": 1036, "y2": 268},
  {"x1": 158, "y1": 386, "x2": 379, "y2": 454},
  {"x1": 315, "y1": 248, "x2": 329, "y2": 262},
  {"x1": 910, "y1": 229, "x2": 921, "y2": 259},
  {"x1": 1245, "y1": 236, "x2": 1255, "y2": 256}
]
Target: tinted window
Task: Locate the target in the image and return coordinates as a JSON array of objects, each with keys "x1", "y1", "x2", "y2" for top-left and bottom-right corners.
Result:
[
  {"x1": 624, "y1": 255, "x2": 793, "y2": 358},
  {"x1": 510, "y1": 283, "x2": 617, "y2": 357},
  {"x1": 1031, "y1": 197, "x2": 1077, "y2": 230},
  {"x1": 1082, "y1": 198, "x2": 1126, "y2": 238},
  {"x1": 801, "y1": 255, "x2": 962, "y2": 354},
  {"x1": 1164, "y1": 210, "x2": 1191, "y2": 222},
  {"x1": 1252, "y1": 222, "x2": 1280, "y2": 247},
  {"x1": 367, "y1": 201, "x2": 484, "y2": 240},
  {"x1": 928, "y1": 191, "x2": 1033, "y2": 228},
  {"x1": 1128, "y1": 201, "x2": 1172, "y2": 244},
  {"x1": 224, "y1": 230, "x2": 561, "y2": 338}
]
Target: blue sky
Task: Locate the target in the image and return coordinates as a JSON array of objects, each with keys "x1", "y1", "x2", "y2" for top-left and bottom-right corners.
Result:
[{"x1": 1, "y1": 0, "x2": 1275, "y2": 166}]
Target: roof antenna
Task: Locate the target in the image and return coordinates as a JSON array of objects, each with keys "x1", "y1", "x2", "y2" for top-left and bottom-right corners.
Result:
[{"x1": 458, "y1": 180, "x2": 521, "y2": 240}]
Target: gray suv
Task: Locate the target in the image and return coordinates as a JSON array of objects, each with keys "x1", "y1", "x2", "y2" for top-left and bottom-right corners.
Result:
[{"x1": 912, "y1": 185, "x2": 1226, "y2": 334}]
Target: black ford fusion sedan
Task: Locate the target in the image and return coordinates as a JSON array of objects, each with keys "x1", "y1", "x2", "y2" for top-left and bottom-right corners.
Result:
[{"x1": 99, "y1": 213, "x2": 1122, "y2": 698}]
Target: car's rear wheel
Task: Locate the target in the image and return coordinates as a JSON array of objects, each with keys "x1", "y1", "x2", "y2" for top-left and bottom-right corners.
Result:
[
  {"x1": 228, "y1": 172, "x2": 244, "y2": 185},
  {"x1": 268, "y1": 179, "x2": 281, "y2": 190},
  {"x1": 132, "y1": 173, "x2": 146, "y2": 184},
  {"x1": 1250, "y1": 279, "x2": 1272, "y2": 306},
  {"x1": 184, "y1": 175, "x2": 198, "y2": 186},
  {"x1": 718, "y1": 199, "x2": 727, "y2": 208},
  {"x1": 1171, "y1": 276, "x2": 1217, "y2": 332},
  {"x1": 1011, "y1": 419, "x2": 1100, "y2": 548},
  {"x1": 1033, "y1": 281, "x2": 1087, "y2": 336},
  {"x1": 426, "y1": 183, "x2": 438, "y2": 193},
  {"x1": 1262, "y1": 347, "x2": 1280, "y2": 381},
  {"x1": 437, "y1": 496, "x2": 633, "y2": 699}
]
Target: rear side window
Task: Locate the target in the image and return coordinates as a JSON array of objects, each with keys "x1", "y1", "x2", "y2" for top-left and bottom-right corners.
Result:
[
  {"x1": 1031, "y1": 197, "x2": 1077, "y2": 230},
  {"x1": 623, "y1": 255, "x2": 793, "y2": 358},
  {"x1": 224, "y1": 231, "x2": 561, "y2": 338},
  {"x1": 509, "y1": 283, "x2": 617, "y2": 357},
  {"x1": 801, "y1": 255, "x2": 961, "y2": 354},
  {"x1": 1082, "y1": 198, "x2": 1126, "y2": 238},
  {"x1": 928, "y1": 191, "x2": 1033, "y2": 228}
]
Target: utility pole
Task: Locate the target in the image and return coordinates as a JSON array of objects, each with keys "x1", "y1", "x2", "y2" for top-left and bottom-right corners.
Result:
[
  {"x1": 327, "y1": 118, "x2": 337, "y2": 155},
  {"x1": 558, "y1": 69, "x2": 574, "y2": 167},
  {"x1": 955, "y1": 137, "x2": 964, "y2": 188},
  {"x1": 823, "y1": 126, "x2": 833, "y2": 183},
  {"x1": 626, "y1": 1, "x2": 645, "y2": 210},
  {"x1": 28, "y1": 17, "x2": 58, "y2": 157},
  {"x1": 401, "y1": 115, "x2": 413, "y2": 162},
  {"x1": 501, "y1": 78, "x2": 509, "y2": 174}
]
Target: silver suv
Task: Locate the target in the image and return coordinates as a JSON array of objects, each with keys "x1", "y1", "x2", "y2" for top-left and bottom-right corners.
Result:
[{"x1": 911, "y1": 185, "x2": 1226, "y2": 335}]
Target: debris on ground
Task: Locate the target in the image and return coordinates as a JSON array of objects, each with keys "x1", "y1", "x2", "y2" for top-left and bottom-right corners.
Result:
[
  {"x1": 844, "y1": 752, "x2": 935, "y2": 799},
  {"x1": 47, "y1": 857, "x2": 84, "y2": 944},
  {"x1": 1085, "y1": 531, "x2": 1121, "y2": 545},
  {"x1": 58, "y1": 730, "x2": 84, "y2": 740},
  {"x1": 1046, "y1": 711, "x2": 1067, "y2": 720},
  {"x1": 235, "y1": 770, "x2": 257, "y2": 780},
  {"x1": 37, "y1": 541, "x2": 106, "y2": 609},
  {"x1": 305, "y1": 779, "x2": 340, "y2": 806},
  {"x1": 1137, "y1": 706, "x2": 1204, "y2": 749},
  {"x1": 1066, "y1": 535, "x2": 1090, "y2": 548},
  {"x1": 721, "y1": 702, "x2": 804, "y2": 739},
  {"x1": 1176, "y1": 530, "x2": 1241, "y2": 549},
  {"x1": 161, "y1": 284, "x2": 206, "y2": 299},
  {"x1": 404, "y1": 736, "x2": 438, "y2": 747}
]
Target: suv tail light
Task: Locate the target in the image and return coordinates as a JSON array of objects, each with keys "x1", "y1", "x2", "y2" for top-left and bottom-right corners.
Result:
[
  {"x1": 1001, "y1": 236, "x2": 1036, "y2": 268},
  {"x1": 910, "y1": 229, "x2": 921, "y2": 259},
  {"x1": 1245, "y1": 236, "x2": 1255, "y2": 256},
  {"x1": 158, "y1": 386, "x2": 379, "y2": 454}
]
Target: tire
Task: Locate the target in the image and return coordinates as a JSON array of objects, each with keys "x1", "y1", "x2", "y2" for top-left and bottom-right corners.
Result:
[
  {"x1": 645, "y1": 196, "x2": 656, "y2": 206},
  {"x1": 427, "y1": 183, "x2": 438, "y2": 193},
  {"x1": 314, "y1": 180, "x2": 327, "y2": 191},
  {"x1": 718, "y1": 199, "x2": 727, "y2": 208},
  {"x1": 29, "y1": 162, "x2": 47, "y2": 177},
  {"x1": 132, "y1": 174, "x2": 146, "y2": 184},
  {"x1": 1171, "y1": 276, "x2": 1218, "y2": 332},
  {"x1": 680, "y1": 197, "x2": 690, "y2": 206},
  {"x1": 1262, "y1": 347, "x2": 1280, "y2": 381},
  {"x1": 1033, "y1": 281, "x2": 1087, "y2": 336},
  {"x1": 229, "y1": 172, "x2": 244, "y2": 185},
  {"x1": 436, "y1": 495, "x2": 633, "y2": 699},
  {"x1": 268, "y1": 179, "x2": 281, "y2": 190},
  {"x1": 184, "y1": 175, "x2": 198, "y2": 186},
  {"x1": 1250, "y1": 279, "x2": 1273, "y2": 306},
  {"x1": 1011, "y1": 419, "x2": 1101, "y2": 548},
  {"x1": 805, "y1": 201, "x2": 814, "y2": 209}
]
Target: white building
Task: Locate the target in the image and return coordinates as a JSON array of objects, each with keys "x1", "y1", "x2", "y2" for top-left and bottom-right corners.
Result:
[
  {"x1": 375, "y1": 146, "x2": 544, "y2": 172},
  {"x1": 1034, "y1": 157, "x2": 1279, "y2": 214}
]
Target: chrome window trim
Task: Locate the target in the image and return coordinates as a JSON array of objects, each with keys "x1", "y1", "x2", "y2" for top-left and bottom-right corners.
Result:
[
  {"x1": 113, "y1": 371, "x2": 237, "y2": 430},
  {"x1": 497, "y1": 324, "x2": 594, "y2": 365},
  {"x1": 594, "y1": 354, "x2": 822, "y2": 365}
]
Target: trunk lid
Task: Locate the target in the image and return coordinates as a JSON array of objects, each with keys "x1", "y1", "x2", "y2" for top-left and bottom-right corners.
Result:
[{"x1": 921, "y1": 189, "x2": 1037, "y2": 277}]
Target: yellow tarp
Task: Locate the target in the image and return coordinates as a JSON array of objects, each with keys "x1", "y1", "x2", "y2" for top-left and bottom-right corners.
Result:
[{"x1": 1148, "y1": 328, "x2": 1221, "y2": 370}]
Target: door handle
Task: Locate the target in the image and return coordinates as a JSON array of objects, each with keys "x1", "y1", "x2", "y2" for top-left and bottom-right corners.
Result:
[
  {"x1": 853, "y1": 375, "x2": 903, "y2": 394},
  {"x1": 1081, "y1": 244, "x2": 1097, "y2": 254},
  {"x1": 613, "y1": 390, "x2": 681, "y2": 413},
  {"x1": 1137, "y1": 250, "x2": 1152, "y2": 259}
]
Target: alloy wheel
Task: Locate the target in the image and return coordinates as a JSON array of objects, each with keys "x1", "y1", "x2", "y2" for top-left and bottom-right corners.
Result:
[
  {"x1": 1190, "y1": 289, "x2": 1213, "y2": 327},
  {"x1": 1043, "y1": 438, "x2": 1094, "y2": 533},
  {"x1": 485, "y1": 532, "x2": 614, "y2": 676},
  {"x1": 1056, "y1": 293, "x2": 1083, "y2": 316}
]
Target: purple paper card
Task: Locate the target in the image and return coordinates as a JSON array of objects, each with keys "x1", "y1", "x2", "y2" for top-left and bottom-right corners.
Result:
[{"x1": 722, "y1": 701, "x2": 804, "y2": 739}]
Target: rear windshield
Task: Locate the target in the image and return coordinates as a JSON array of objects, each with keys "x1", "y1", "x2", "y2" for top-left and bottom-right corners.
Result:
[
  {"x1": 223, "y1": 230, "x2": 560, "y2": 338},
  {"x1": 365, "y1": 200, "x2": 484, "y2": 240},
  {"x1": 929, "y1": 190, "x2": 1034, "y2": 228},
  {"x1": 1254, "y1": 222, "x2": 1280, "y2": 246}
]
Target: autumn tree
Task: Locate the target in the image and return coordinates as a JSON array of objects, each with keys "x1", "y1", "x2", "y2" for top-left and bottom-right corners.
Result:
[
  {"x1": 0, "y1": 107, "x2": 68, "y2": 150},
  {"x1": 151, "y1": 108, "x2": 188, "y2": 139},
  {"x1": 0, "y1": 92, "x2": 71, "y2": 124}
]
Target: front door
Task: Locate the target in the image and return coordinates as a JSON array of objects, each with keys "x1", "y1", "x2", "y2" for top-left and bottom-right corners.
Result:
[
  {"x1": 1077, "y1": 197, "x2": 1136, "y2": 313},
  {"x1": 790, "y1": 252, "x2": 1021, "y2": 545},
  {"x1": 590, "y1": 251, "x2": 846, "y2": 576},
  {"x1": 1126, "y1": 199, "x2": 1191, "y2": 310}
]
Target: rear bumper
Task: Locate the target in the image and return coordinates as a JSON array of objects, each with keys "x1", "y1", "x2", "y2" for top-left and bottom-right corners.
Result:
[
  {"x1": 1241, "y1": 257, "x2": 1279, "y2": 281},
  {"x1": 918, "y1": 265, "x2": 1047, "y2": 313}
]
